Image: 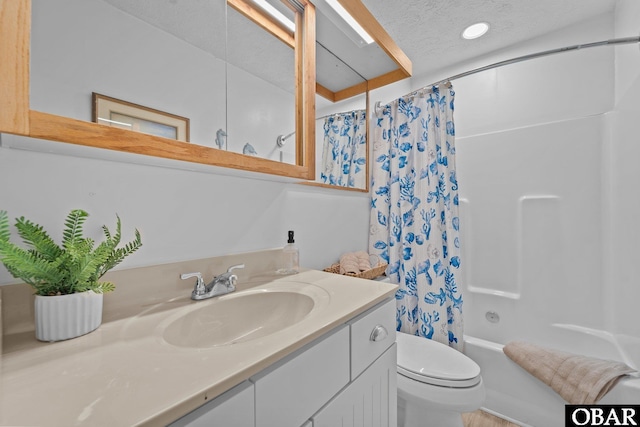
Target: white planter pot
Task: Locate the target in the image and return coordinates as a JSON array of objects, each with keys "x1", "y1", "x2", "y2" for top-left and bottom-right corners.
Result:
[{"x1": 34, "y1": 291, "x2": 103, "y2": 342}]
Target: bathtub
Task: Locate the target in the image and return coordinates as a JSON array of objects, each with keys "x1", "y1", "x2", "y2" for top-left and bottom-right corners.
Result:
[{"x1": 463, "y1": 334, "x2": 640, "y2": 427}]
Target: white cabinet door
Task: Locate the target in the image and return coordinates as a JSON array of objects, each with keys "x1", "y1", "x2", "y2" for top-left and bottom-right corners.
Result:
[
  {"x1": 169, "y1": 381, "x2": 254, "y2": 427},
  {"x1": 252, "y1": 325, "x2": 350, "y2": 427},
  {"x1": 312, "y1": 344, "x2": 397, "y2": 427}
]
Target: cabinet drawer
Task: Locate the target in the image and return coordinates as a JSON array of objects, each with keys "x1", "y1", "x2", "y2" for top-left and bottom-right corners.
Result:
[
  {"x1": 349, "y1": 298, "x2": 396, "y2": 379},
  {"x1": 252, "y1": 325, "x2": 349, "y2": 427}
]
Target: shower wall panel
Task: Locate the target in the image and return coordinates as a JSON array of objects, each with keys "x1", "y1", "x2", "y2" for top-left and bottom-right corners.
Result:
[
  {"x1": 611, "y1": 0, "x2": 640, "y2": 342},
  {"x1": 457, "y1": 116, "x2": 605, "y2": 347}
]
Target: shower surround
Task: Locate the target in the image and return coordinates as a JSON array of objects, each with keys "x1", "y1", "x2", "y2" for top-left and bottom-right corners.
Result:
[{"x1": 402, "y1": 6, "x2": 640, "y2": 426}]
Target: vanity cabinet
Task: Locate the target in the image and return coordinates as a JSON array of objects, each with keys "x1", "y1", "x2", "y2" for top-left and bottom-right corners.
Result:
[
  {"x1": 311, "y1": 298, "x2": 397, "y2": 427},
  {"x1": 169, "y1": 381, "x2": 255, "y2": 427},
  {"x1": 252, "y1": 325, "x2": 351, "y2": 427},
  {"x1": 169, "y1": 298, "x2": 396, "y2": 427}
]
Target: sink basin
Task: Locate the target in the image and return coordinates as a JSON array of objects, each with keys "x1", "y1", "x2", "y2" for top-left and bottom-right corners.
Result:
[{"x1": 162, "y1": 291, "x2": 315, "y2": 348}]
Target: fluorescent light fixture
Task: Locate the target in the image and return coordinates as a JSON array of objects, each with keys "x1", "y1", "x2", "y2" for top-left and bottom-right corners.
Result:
[
  {"x1": 462, "y1": 22, "x2": 489, "y2": 40},
  {"x1": 324, "y1": 0, "x2": 374, "y2": 45},
  {"x1": 253, "y1": 0, "x2": 296, "y2": 32}
]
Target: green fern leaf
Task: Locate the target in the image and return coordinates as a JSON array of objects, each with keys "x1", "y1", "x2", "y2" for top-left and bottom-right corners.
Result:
[
  {"x1": 93, "y1": 281, "x2": 115, "y2": 294},
  {"x1": 62, "y1": 209, "x2": 88, "y2": 249},
  {"x1": 0, "y1": 241, "x2": 66, "y2": 291},
  {"x1": 97, "y1": 227, "x2": 142, "y2": 278},
  {"x1": 15, "y1": 217, "x2": 64, "y2": 262},
  {"x1": 101, "y1": 214, "x2": 122, "y2": 248},
  {"x1": 89, "y1": 240, "x2": 115, "y2": 283},
  {"x1": 0, "y1": 211, "x2": 10, "y2": 242},
  {"x1": 101, "y1": 224, "x2": 112, "y2": 241},
  {"x1": 65, "y1": 237, "x2": 95, "y2": 261}
]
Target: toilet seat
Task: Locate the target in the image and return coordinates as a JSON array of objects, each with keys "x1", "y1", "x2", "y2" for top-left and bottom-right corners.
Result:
[{"x1": 396, "y1": 333, "x2": 481, "y2": 388}]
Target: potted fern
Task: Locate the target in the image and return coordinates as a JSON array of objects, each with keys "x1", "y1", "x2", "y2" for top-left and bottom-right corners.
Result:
[{"x1": 0, "y1": 209, "x2": 142, "y2": 342}]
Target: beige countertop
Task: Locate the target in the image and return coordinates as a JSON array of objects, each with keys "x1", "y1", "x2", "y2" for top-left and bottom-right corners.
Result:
[{"x1": 0, "y1": 254, "x2": 396, "y2": 427}]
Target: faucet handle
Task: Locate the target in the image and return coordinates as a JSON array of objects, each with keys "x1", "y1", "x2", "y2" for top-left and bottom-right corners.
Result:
[
  {"x1": 221, "y1": 264, "x2": 245, "y2": 290},
  {"x1": 226, "y1": 264, "x2": 245, "y2": 273},
  {"x1": 180, "y1": 272, "x2": 206, "y2": 297}
]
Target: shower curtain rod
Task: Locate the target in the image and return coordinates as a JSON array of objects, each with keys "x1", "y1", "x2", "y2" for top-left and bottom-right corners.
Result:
[
  {"x1": 375, "y1": 35, "x2": 640, "y2": 114},
  {"x1": 276, "y1": 109, "x2": 367, "y2": 146},
  {"x1": 316, "y1": 108, "x2": 366, "y2": 122}
]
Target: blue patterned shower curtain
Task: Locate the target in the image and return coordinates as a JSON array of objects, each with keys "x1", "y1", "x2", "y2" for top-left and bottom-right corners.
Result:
[
  {"x1": 320, "y1": 110, "x2": 367, "y2": 188},
  {"x1": 368, "y1": 84, "x2": 464, "y2": 350}
]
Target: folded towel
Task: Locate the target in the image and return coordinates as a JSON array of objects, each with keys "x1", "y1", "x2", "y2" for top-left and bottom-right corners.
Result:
[
  {"x1": 339, "y1": 251, "x2": 373, "y2": 274},
  {"x1": 503, "y1": 341, "x2": 636, "y2": 404},
  {"x1": 354, "y1": 251, "x2": 372, "y2": 271},
  {"x1": 339, "y1": 253, "x2": 360, "y2": 274}
]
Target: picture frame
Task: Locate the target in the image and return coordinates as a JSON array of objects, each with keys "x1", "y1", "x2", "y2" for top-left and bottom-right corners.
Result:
[{"x1": 92, "y1": 93, "x2": 190, "y2": 142}]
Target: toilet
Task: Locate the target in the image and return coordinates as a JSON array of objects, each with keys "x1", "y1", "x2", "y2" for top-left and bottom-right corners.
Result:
[{"x1": 396, "y1": 332, "x2": 486, "y2": 427}]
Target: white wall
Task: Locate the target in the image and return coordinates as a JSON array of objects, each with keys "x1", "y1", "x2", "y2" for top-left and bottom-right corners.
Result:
[
  {"x1": 0, "y1": 0, "x2": 370, "y2": 285},
  {"x1": 610, "y1": 0, "x2": 640, "y2": 346},
  {"x1": 0, "y1": 134, "x2": 370, "y2": 283}
]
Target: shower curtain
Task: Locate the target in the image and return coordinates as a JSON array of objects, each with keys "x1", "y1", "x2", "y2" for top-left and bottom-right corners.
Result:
[
  {"x1": 368, "y1": 84, "x2": 464, "y2": 350},
  {"x1": 320, "y1": 110, "x2": 367, "y2": 188}
]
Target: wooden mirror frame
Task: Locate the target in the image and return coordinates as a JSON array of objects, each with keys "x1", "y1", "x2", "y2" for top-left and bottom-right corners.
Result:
[
  {"x1": 0, "y1": 0, "x2": 315, "y2": 180},
  {"x1": 318, "y1": 0, "x2": 412, "y2": 102}
]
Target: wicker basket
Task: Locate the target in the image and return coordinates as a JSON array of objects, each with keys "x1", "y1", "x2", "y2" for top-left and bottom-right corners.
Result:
[{"x1": 323, "y1": 261, "x2": 388, "y2": 280}]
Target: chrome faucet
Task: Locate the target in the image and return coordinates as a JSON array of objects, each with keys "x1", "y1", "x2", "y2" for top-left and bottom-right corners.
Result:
[{"x1": 180, "y1": 264, "x2": 245, "y2": 300}]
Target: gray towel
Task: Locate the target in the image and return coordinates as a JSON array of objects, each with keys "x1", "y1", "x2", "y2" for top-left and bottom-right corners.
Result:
[{"x1": 503, "y1": 341, "x2": 636, "y2": 404}]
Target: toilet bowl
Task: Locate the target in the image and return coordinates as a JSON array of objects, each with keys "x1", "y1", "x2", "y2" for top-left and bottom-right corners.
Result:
[{"x1": 396, "y1": 332, "x2": 486, "y2": 427}]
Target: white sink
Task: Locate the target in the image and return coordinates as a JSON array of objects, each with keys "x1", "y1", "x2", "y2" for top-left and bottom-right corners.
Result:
[
  {"x1": 120, "y1": 279, "x2": 332, "y2": 351},
  {"x1": 162, "y1": 291, "x2": 315, "y2": 348}
]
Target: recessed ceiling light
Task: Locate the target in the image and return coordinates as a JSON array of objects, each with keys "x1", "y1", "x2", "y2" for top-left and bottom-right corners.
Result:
[{"x1": 462, "y1": 22, "x2": 489, "y2": 40}]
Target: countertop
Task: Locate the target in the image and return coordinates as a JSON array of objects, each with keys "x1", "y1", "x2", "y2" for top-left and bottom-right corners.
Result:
[{"x1": 0, "y1": 266, "x2": 396, "y2": 426}]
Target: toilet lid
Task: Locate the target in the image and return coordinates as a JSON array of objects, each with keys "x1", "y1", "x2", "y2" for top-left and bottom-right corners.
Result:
[{"x1": 396, "y1": 333, "x2": 481, "y2": 388}]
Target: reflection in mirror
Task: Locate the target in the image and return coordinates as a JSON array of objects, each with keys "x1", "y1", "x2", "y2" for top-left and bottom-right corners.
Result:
[
  {"x1": 319, "y1": 108, "x2": 367, "y2": 188},
  {"x1": 226, "y1": 4, "x2": 296, "y2": 164},
  {"x1": 308, "y1": 0, "x2": 413, "y2": 191},
  {"x1": 31, "y1": 0, "x2": 227, "y2": 149},
  {"x1": 235, "y1": 0, "x2": 372, "y2": 191},
  {"x1": 315, "y1": 92, "x2": 367, "y2": 190},
  {"x1": 314, "y1": 36, "x2": 368, "y2": 191},
  {"x1": 13, "y1": 0, "x2": 316, "y2": 180},
  {"x1": 93, "y1": 92, "x2": 191, "y2": 142}
]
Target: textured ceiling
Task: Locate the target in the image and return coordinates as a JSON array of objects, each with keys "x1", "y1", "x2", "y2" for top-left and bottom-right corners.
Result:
[{"x1": 361, "y1": 0, "x2": 617, "y2": 78}]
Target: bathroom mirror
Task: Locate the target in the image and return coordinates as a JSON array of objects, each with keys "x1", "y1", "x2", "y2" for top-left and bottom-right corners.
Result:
[
  {"x1": 0, "y1": 0, "x2": 410, "y2": 183},
  {"x1": 0, "y1": 0, "x2": 315, "y2": 180}
]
